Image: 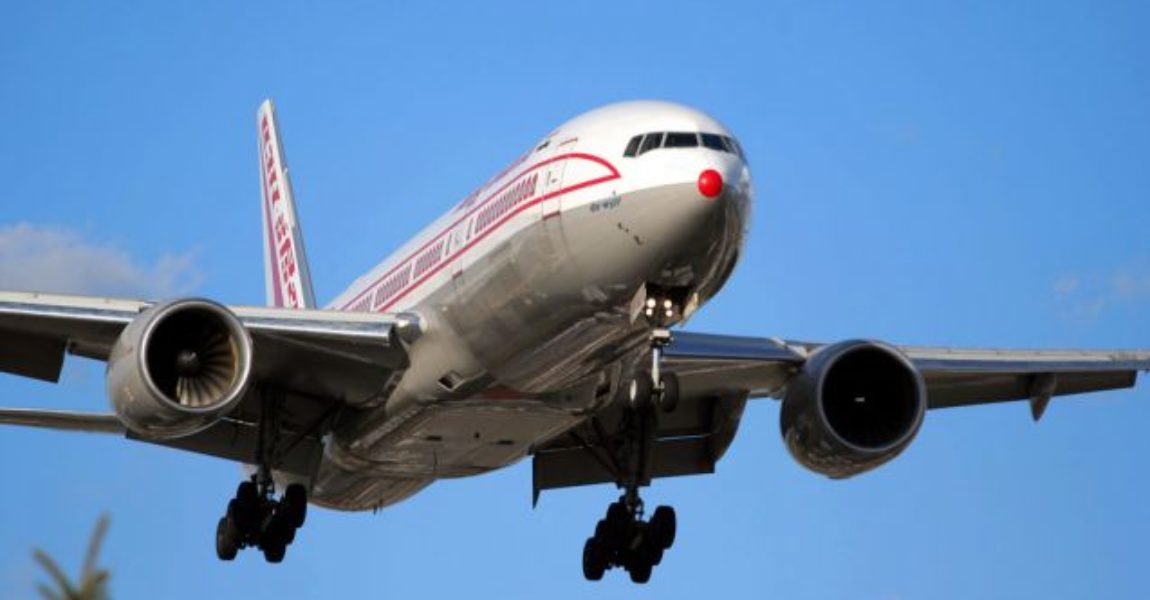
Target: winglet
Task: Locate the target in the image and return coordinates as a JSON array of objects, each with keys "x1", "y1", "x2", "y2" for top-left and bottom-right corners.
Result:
[{"x1": 257, "y1": 99, "x2": 317, "y2": 309}]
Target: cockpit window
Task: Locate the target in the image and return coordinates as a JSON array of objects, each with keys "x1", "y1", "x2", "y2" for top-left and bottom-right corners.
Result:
[
  {"x1": 638, "y1": 132, "x2": 664, "y2": 155},
  {"x1": 722, "y1": 135, "x2": 745, "y2": 159},
  {"x1": 623, "y1": 130, "x2": 743, "y2": 158},
  {"x1": 623, "y1": 135, "x2": 642, "y2": 157},
  {"x1": 700, "y1": 133, "x2": 726, "y2": 151},
  {"x1": 664, "y1": 132, "x2": 699, "y2": 148}
]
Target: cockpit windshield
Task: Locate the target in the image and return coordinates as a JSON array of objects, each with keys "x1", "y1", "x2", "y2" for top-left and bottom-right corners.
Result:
[{"x1": 623, "y1": 131, "x2": 743, "y2": 159}]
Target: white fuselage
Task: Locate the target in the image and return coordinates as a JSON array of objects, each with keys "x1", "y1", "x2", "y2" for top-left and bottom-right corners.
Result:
[{"x1": 309, "y1": 101, "x2": 753, "y2": 511}]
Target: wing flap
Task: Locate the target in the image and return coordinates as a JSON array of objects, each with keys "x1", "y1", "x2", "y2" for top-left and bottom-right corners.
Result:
[
  {"x1": 128, "y1": 417, "x2": 321, "y2": 476},
  {"x1": 533, "y1": 436, "x2": 715, "y2": 492},
  {"x1": 531, "y1": 392, "x2": 748, "y2": 500},
  {"x1": 0, "y1": 330, "x2": 66, "y2": 382}
]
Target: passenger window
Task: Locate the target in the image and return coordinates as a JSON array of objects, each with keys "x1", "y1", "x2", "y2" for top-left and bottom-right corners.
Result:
[
  {"x1": 701, "y1": 133, "x2": 726, "y2": 151},
  {"x1": 664, "y1": 132, "x2": 699, "y2": 148},
  {"x1": 623, "y1": 135, "x2": 642, "y2": 157},
  {"x1": 638, "y1": 132, "x2": 664, "y2": 155}
]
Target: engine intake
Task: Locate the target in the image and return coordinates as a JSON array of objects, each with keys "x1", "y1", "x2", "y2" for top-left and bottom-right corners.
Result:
[
  {"x1": 107, "y1": 298, "x2": 252, "y2": 439},
  {"x1": 780, "y1": 340, "x2": 925, "y2": 478}
]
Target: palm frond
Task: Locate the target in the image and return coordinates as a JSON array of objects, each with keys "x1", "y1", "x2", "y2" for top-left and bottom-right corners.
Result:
[
  {"x1": 32, "y1": 549, "x2": 77, "y2": 598},
  {"x1": 33, "y1": 514, "x2": 112, "y2": 600},
  {"x1": 81, "y1": 514, "x2": 110, "y2": 583},
  {"x1": 36, "y1": 582, "x2": 63, "y2": 600}
]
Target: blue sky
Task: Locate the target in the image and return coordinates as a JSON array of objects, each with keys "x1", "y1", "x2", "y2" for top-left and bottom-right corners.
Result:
[{"x1": 2, "y1": 1, "x2": 1149, "y2": 597}]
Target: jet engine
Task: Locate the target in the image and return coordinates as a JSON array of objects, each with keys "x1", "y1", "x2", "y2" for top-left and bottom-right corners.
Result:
[
  {"x1": 780, "y1": 340, "x2": 926, "y2": 478},
  {"x1": 106, "y1": 298, "x2": 253, "y2": 439}
]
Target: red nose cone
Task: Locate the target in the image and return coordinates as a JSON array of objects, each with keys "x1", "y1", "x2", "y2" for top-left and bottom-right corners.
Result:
[{"x1": 697, "y1": 169, "x2": 723, "y2": 198}]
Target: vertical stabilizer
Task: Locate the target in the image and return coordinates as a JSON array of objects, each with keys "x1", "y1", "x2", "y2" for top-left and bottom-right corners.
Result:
[{"x1": 257, "y1": 99, "x2": 317, "y2": 309}]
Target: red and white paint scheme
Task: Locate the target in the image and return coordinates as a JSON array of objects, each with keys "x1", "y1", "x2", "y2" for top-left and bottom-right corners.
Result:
[
  {"x1": 258, "y1": 100, "x2": 316, "y2": 310},
  {"x1": 1, "y1": 100, "x2": 1147, "y2": 583}
]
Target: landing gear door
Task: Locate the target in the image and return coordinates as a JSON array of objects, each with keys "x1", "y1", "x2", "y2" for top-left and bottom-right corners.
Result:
[{"x1": 539, "y1": 138, "x2": 576, "y2": 219}]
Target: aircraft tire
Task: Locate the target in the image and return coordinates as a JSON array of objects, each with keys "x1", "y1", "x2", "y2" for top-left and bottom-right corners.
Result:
[
  {"x1": 627, "y1": 558, "x2": 653, "y2": 584},
  {"x1": 216, "y1": 516, "x2": 239, "y2": 561},
  {"x1": 649, "y1": 505, "x2": 676, "y2": 549},
  {"x1": 582, "y1": 537, "x2": 606, "y2": 581},
  {"x1": 629, "y1": 372, "x2": 655, "y2": 409},
  {"x1": 283, "y1": 484, "x2": 308, "y2": 528},
  {"x1": 261, "y1": 537, "x2": 287, "y2": 563}
]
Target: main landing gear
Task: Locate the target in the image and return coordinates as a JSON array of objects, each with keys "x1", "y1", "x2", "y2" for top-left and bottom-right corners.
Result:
[
  {"x1": 582, "y1": 293, "x2": 682, "y2": 583},
  {"x1": 215, "y1": 470, "x2": 308, "y2": 563},
  {"x1": 215, "y1": 388, "x2": 310, "y2": 563},
  {"x1": 582, "y1": 494, "x2": 677, "y2": 583}
]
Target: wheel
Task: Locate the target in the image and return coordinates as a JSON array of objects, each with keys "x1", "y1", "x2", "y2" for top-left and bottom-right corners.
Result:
[
  {"x1": 262, "y1": 539, "x2": 286, "y2": 563},
  {"x1": 281, "y1": 522, "x2": 296, "y2": 546},
  {"x1": 628, "y1": 371, "x2": 655, "y2": 409},
  {"x1": 582, "y1": 537, "x2": 606, "y2": 581},
  {"x1": 215, "y1": 516, "x2": 238, "y2": 561},
  {"x1": 644, "y1": 541, "x2": 665, "y2": 566},
  {"x1": 234, "y1": 481, "x2": 260, "y2": 533},
  {"x1": 650, "y1": 506, "x2": 676, "y2": 549},
  {"x1": 282, "y1": 484, "x2": 308, "y2": 528},
  {"x1": 236, "y1": 480, "x2": 258, "y2": 507},
  {"x1": 594, "y1": 519, "x2": 607, "y2": 541},
  {"x1": 605, "y1": 501, "x2": 629, "y2": 528},
  {"x1": 261, "y1": 525, "x2": 288, "y2": 564},
  {"x1": 659, "y1": 372, "x2": 680, "y2": 413},
  {"x1": 627, "y1": 557, "x2": 653, "y2": 584}
]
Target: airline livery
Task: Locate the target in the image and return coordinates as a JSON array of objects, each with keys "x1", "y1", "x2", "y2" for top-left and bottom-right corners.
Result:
[{"x1": 1, "y1": 100, "x2": 1147, "y2": 583}]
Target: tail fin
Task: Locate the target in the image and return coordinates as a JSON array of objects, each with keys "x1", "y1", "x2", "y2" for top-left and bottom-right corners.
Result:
[{"x1": 257, "y1": 99, "x2": 317, "y2": 309}]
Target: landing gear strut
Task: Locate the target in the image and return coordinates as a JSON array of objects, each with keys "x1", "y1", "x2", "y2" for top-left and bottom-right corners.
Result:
[
  {"x1": 582, "y1": 292, "x2": 682, "y2": 583},
  {"x1": 628, "y1": 328, "x2": 680, "y2": 413},
  {"x1": 215, "y1": 389, "x2": 309, "y2": 563},
  {"x1": 629, "y1": 295, "x2": 681, "y2": 414}
]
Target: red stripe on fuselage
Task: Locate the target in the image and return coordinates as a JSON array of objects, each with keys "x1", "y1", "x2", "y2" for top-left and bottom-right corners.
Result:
[{"x1": 338, "y1": 153, "x2": 620, "y2": 311}]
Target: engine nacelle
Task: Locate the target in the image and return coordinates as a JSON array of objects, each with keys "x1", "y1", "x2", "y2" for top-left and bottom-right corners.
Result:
[
  {"x1": 780, "y1": 340, "x2": 926, "y2": 479},
  {"x1": 106, "y1": 298, "x2": 253, "y2": 439}
]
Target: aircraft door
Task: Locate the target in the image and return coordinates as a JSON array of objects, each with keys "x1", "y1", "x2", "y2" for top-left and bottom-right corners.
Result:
[
  {"x1": 447, "y1": 224, "x2": 465, "y2": 281},
  {"x1": 539, "y1": 138, "x2": 575, "y2": 219}
]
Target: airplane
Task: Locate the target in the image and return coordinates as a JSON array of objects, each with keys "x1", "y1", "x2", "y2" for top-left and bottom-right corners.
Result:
[{"x1": 1, "y1": 99, "x2": 1147, "y2": 584}]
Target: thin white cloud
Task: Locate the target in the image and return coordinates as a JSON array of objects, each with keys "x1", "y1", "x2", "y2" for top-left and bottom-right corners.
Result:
[
  {"x1": 0, "y1": 223, "x2": 201, "y2": 298},
  {"x1": 1054, "y1": 263, "x2": 1150, "y2": 321},
  {"x1": 1111, "y1": 270, "x2": 1150, "y2": 300}
]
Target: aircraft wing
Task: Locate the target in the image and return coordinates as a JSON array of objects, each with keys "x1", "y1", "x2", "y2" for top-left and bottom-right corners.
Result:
[
  {"x1": 530, "y1": 330, "x2": 1150, "y2": 498},
  {"x1": 665, "y1": 331, "x2": 1150, "y2": 415},
  {"x1": 0, "y1": 291, "x2": 417, "y2": 473}
]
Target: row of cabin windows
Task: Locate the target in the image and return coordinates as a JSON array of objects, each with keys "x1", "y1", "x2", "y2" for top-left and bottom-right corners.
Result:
[
  {"x1": 623, "y1": 132, "x2": 744, "y2": 159},
  {"x1": 412, "y1": 240, "x2": 445, "y2": 279},
  {"x1": 372, "y1": 264, "x2": 412, "y2": 309}
]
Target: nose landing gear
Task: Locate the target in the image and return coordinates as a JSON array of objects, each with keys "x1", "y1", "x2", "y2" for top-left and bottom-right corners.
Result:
[
  {"x1": 628, "y1": 327, "x2": 680, "y2": 413},
  {"x1": 631, "y1": 296, "x2": 681, "y2": 413}
]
